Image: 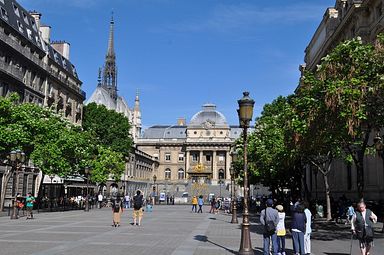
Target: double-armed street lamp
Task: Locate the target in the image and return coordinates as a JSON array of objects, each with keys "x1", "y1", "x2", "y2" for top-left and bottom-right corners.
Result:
[
  {"x1": 230, "y1": 149, "x2": 238, "y2": 224},
  {"x1": 9, "y1": 150, "x2": 26, "y2": 220},
  {"x1": 237, "y1": 91, "x2": 255, "y2": 255},
  {"x1": 84, "y1": 166, "x2": 92, "y2": 212}
]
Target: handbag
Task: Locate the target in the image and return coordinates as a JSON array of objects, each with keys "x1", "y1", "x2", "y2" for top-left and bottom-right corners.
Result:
[{"x1": 264, "y1": 208, "x2": 276, "y2": 235}]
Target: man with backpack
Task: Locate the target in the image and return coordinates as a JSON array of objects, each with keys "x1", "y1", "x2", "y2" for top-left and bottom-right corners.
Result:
[
  {"x1": 133, "y1": 190, "x2": 144, "y2": 226},
  {"x1": 260, "y1": 199, "x2": 279, "y2": 255}
]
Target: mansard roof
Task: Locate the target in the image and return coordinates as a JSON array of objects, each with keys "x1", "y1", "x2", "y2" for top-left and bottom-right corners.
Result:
[
  {"x1": 0, "y1": 0, "x2": 79, "y2": 79},
  {"x1": 142, "y1": 125, "x2": 187, "y2": 139}
]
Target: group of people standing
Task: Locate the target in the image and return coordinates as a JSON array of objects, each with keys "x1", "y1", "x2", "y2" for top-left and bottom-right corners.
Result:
[
  {"x1": 111, "y1": 190, "x2": 145, "y2": 227},
  {"x1": 260, "y1": 199, "x2": 311, "y2": 255},
  {"x1": 260, "y1": 198, "x2": 378, "y2": 255}
]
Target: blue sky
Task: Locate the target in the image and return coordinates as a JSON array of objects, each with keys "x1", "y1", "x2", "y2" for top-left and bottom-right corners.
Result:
[{"x1": 19, "y1": 0, "x2": 334, "y2": 128}]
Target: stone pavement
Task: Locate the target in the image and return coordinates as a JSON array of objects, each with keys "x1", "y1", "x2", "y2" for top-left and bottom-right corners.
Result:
[{"x1": 0, "y1": 205, "x2": 383, "y2": 255}]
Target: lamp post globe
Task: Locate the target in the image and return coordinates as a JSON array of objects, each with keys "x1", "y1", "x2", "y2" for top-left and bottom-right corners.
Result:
[{"x1": 237, "y1": 91, "x2": 254, "y2": 255}]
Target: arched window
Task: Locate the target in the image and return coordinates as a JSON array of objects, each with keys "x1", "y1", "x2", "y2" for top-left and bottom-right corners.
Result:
[
  {"x1": 178, "y1": 169, "x2": 184, "y2": 179},
  {"x1": 219, "y1": 169, "x2": 225, "y2": 180},
  {"x1": 165, "y1": 168, "x2": 171, "y2": 180}
]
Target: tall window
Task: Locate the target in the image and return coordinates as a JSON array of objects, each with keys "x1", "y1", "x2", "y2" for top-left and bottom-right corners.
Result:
[
  {"x1": 219, "y1": 169, "x2": 225, "y2": 180},
  {"x1": 165, "y1": 168, "x2": 171, "y2": 180},
  {"x1": 178, "y1": 153, "x2": 184, "y2": 162},
  {"x1": 178, "y1": 169, "x2": 184, "y2": 179},
  {"x1": 192, "y1": 153, "x2": 198, "y2": 162},
  {"x1": 205, "y1": 155, "x2": 211, "y2": 162},
  {"x1": 165, "y1": 153, "x2": 171, "y2": 161}
]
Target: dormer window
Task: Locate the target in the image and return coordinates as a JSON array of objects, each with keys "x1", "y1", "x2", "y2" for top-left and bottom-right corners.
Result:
[
  {"x1": 22, "y1": 12, "x2": 29, "y2": 25},
  {"x1": 31, "y1": 19, "x2": 37, "y2": 31},
  {"x1": 17, "y1": 20, "x2": 24, "y2": 33},
  {"x1": 13, "y1": 3, "x2": 20, "y2": 17},
  {"x1": 35, "y1": 36, "x2": 41, "y2": 47},
  {"x1": 54, "y1": 52, "x2": 60, "y2": 62},
  {"x1": 1, "y1": 7, "x2": 8, "y2": 21},
  {"x1": 26, "y1": 28, "x2": 32, "y2": 40},
  {"x1": 62, "y1": 58, "x2": 67, "y2": 68}
]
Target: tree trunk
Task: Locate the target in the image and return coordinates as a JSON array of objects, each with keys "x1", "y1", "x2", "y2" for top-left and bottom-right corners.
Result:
[
  {"x1": 356, "y1": 149, "x2": 365, "y2": 200},
  {"x1": 323, "y1": 174, "x2": 332, "y2": 221}
]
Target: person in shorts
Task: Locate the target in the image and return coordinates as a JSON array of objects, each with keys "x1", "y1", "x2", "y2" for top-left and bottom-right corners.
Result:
[
  {"x1": 25, "y1": 192, "x2": 35, "y2": 219},
  {"x1": 133, "y1": 190, "x2": 144, "y2": 226}
]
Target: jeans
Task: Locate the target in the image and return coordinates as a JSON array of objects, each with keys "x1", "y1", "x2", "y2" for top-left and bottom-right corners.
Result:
[
  {"x1": 277, "y1": 235, "x2": 285, "y2": 253},
  {"x1": 263, "y1": 233, "x2": 278, "y2": 255},
  {"x1": 292, "y1": 231, "x2": 305, "y2": 255},
  {"x1": 192, "y1": 204, "x2": 197, "y2": 212},
  {"x1": 197, "y1": 205, "x2": 203, "y2": 213}
]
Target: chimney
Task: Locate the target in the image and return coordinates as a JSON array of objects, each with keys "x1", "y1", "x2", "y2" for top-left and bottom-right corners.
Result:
[
  {"x1": 51, "y1": 41, "x2": 70, "y2": 60},
  {"x1": 29, "y1": 11, "x2": 41, "y2": 30},
  {"x1": 40, "y1": 25, "x2": 51, "y2": 43},
  {"x1": 177, "y1": 118, "x2": 186, "y2": 126}
]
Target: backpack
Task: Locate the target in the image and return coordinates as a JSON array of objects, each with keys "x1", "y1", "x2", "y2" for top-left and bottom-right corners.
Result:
[
  {"x1": 133, "y1": 195, "x2": 143, "y2": 210},
  {"x1": 113, "y1": 202, "x2": 121, "y2": 213}
]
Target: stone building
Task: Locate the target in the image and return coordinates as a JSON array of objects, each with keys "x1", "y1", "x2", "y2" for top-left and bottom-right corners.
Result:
[
  {"x1": 87, "y1": 16, "x2": 142, "y2": 143},
  {"x1": 301, "y1": 0, "x2": 384, "y2": 200},
  {"x1": 0, "y1": 0, "x2": 85, "y2": 209},
  {"x1": 137, "y1": 104, "x2": 243, "y2": 198}
]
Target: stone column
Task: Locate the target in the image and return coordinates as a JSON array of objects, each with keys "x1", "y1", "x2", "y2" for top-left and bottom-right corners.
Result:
[
  {"x1": 212, "y1": 151, "x2": 218, "y2": 184},
  {"x1": 226, "y1": 150, "x2": 231, "y2": 182},
  {"x1": 185, "y1": 151, "x2": 190, "y2": 178},
  {"x1": 199, "y1": 151, "x2": 203, "y2": 164}
]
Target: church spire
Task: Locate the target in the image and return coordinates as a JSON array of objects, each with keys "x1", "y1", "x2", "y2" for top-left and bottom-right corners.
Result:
[
  {"x1": 134, "y1": 89, "x2": 140, "y2": 111},
  {"x1": 107, "y1": 11, "x2": 115, "y2": 57},
  {"x1": 102, "y1": 13, "x2": 118, "y2": 100}
]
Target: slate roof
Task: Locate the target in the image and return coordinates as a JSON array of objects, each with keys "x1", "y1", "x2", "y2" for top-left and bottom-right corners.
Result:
[{"x1": 0, "y1": 0, "x2": 79, "y2": 79}]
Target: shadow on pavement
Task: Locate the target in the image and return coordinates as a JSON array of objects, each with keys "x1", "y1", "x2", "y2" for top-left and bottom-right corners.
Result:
[{"x1": 194, "y1": 235, "x2": 237, "y2": 254}]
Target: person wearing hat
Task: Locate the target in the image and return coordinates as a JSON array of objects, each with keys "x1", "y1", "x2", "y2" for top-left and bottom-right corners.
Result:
[
  {"x1": 276, "y1": 204, "x2": 286, "y2": 255},
  {"x1": 260, "y1": 198, "x2": 279, "y2": 255}
]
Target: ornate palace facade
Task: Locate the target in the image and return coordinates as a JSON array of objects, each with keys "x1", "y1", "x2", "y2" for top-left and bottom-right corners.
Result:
[{"x1": 137, "y1": 104, "x2": 243, "y2": 197}]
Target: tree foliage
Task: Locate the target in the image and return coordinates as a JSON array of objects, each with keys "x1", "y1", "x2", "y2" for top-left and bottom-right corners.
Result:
[{"x1": 82, "y1": 103, "x2": 133, "y2": 157}]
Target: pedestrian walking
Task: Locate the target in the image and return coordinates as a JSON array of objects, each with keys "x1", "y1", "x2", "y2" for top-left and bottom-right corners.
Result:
[
  {"x1": 276, "y1": 204, "x2": 286, "y2": 255},
  {"x1": 124, "y1": 194, "x2": 130, "y2": 209},
  {"x1": 260, "y1": 199, "x2": 279, "y2": 255},
  {"x1": 209, "y1": 197, "x2": 216, "y2": 214},
  {"x1": 351, "y1": 201, "x2": 377, "y2": 255},
  {"x1": 291, "y1": 203, "x2": 306, "y2": 255},
  {"x1": 197, "y1": 195, "x2": 204, "y2": 213},
  {"x1": 112, "y1": 198, "x2": 123, "y2": 227},
  {"x1": 133, "y1": 190, "x2": 144, "y2": 226},
  {"x1": 303, "y1": 201, "x2": 312, "y2": 255},
  {"x1": 98, "y1": 193, "x2": 103, "y2": 209},
  {"x1": 25, "y1": 192, "x2": 35, "y2": 219},
  {"x1": 191, "y1": 196, "x2": 198, "y2": 213},
  {"x1": 346, "y1": 201, "x2": 355, "y2": 224}
]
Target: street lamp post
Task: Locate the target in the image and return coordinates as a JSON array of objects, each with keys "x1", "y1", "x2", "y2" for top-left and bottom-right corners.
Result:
[
  {"x1": 373, "y1": 133, "x2": 384, "y2": 233},
  {"x1": 237, "y1": 91, "x2": 255, "y2": 255},
  {"x1": 153, "y1": 174, "x2": 158, "y2": 205},
  {"x1": 9, "y1": 150, "x2": 25, "y2": 220},
  {"x1": 49, "y1": 174, "x2": 55, "y2": 212},
  {"x1": 84, "y1": 167, "x2": 92, "y2": 212},
  {"x1": 230, "y1": 150, "x2": 238, "y2": 224}
]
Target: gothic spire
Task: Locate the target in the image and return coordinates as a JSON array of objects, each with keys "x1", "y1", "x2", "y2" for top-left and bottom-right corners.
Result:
[
  {"x1": 102, "y1": 13, "x2": 117, "y2": 101},
  {"x1": 107, "y1": 11, "x2": 115, "y2": 57}
]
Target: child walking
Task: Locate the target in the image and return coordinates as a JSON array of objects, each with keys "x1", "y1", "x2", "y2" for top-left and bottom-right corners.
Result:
[{"x1": 276, "y1": 204, "x2": 286, "y2": 255}]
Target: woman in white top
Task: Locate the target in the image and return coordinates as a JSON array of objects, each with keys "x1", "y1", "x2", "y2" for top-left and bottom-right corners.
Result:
[
  {"x1": 276, "y1": 204, "x2": 286, "y2": 255},
  {"x1": 351, "y1": 201, "x2": 377, "y2": 255}
]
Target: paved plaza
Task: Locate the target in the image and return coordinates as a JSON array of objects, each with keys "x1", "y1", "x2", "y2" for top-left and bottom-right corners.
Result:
[{"x1": 0, "y1": 205, "x2": 383, "y2": 255}]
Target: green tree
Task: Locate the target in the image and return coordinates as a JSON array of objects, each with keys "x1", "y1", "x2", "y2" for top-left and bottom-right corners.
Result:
[
  {"x1": 302, "y1": 36, "x2": 384, "y2": 199},
  {"x1": 82, "y1": 103, "x2": 133, "y2": 157}
]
